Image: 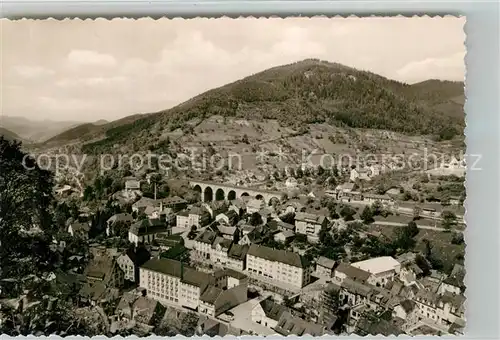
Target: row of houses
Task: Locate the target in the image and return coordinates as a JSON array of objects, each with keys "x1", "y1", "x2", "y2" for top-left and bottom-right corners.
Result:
[{"x1": 318, "y1": 255, "x2": 466, "y2": 335}]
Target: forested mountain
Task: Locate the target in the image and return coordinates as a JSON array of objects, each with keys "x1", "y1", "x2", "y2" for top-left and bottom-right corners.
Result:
[{"x1": 45, "y1": 59, "x2": 464, "y2": 154}]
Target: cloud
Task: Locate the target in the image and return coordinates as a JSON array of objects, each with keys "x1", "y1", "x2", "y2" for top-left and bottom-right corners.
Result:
[
  {"x1": 67, "y1": 49, "x2": 117, "y2": 67},
  {"x1": 13, "y1": 65, "x2": 55, "y2": 78},
  {"x1": 395, "y1": 52, "x2": 465, "y2": 83}
]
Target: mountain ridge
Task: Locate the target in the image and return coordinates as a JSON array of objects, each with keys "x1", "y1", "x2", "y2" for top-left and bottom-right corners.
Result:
[{"x1": 41, "y1": 59, "x2": 464, "y2": 153}]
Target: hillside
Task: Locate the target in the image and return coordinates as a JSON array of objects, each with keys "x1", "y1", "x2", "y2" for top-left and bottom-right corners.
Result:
[
  {"x1": 0, "y1": 127, "x2": 24, "y2": 142},
  {"x1": 45, "y1": 59, "x2": 464, "y2": 154}
]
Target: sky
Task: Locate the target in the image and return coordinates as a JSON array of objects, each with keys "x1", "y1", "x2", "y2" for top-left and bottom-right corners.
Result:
[{"x1": 1, "y1": 16, "x2": 466, "y2": 122}]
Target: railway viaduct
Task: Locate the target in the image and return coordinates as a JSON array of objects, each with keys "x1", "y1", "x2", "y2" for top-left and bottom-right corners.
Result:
[{"x1": 189, "y1": 180, "x2": 282, "y2": 206}]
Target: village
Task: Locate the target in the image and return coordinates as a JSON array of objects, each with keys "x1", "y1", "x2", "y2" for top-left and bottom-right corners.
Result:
[{"x1": 0, "y1": 154, "x2": 466, "y2": 336}]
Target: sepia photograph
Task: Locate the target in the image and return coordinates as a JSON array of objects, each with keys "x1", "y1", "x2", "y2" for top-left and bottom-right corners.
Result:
[{"x1": 0, "y1": 16, "x2": 466, "y2": 336}]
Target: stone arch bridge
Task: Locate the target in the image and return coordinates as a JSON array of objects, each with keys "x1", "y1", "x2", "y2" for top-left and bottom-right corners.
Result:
[{"x1": 189, "y1": 180, "x2": 282, "y2": 206}]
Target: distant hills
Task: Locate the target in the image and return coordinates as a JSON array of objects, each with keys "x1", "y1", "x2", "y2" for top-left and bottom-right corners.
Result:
[
  {"x1": 0, "y1": 116, "x2": 84, "y2": 143},
  {"x1": 42, "y1": 59, "x2": 464, "y2": 153}
]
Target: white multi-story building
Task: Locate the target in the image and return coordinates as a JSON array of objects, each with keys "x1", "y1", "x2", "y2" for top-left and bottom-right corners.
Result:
[
  {"x1": 139, "y1": 258, "x2": 211, "y2": 308},
  {"x1": 139, "y1": 259, "x2": 248, "y2": 315},
  {"x1": 246, "y1": 244, "x2": 311, "y2": 289}
]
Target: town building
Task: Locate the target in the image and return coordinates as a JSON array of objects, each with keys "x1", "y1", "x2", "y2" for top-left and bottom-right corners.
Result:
[
  {"x1": 193, "y1": 230, "x2": 218, "y2": 260},
  {"x1": 294, "y1": 212, "x2": 328, "y2": 243},
  {"x1": 106, "y1": 213, "x2": 134, "y2": 236},
  {"x1": 251, "y1": 296, "x2": 289, "y2": 329},
  {"x1": 274, "y1": 230, "x2": 295, "y2": 243},
  {"x1": 116, "y1": 247, "x2": 151, "y2": 282},
  {"x1": 176, "y1": 207, "x2": 211, "y2": 229},
  {"x1": 199, "y1": 269, "x2": 249, "y2": 317},
  {"x1": 215, "y1": 210, "x2": 238, "y2": 226},
  {"x1": 333, "y1": 262, "x2": 371, "y2": 284},
  {"x1": 351, "y1": 256, "x2": 401, "y2": 287},
  {"x1": 316, "y1": 256, "x2": 336, "y2": 278},
  {"x1": 226, "y1": 244, "x2": 249, "y2": 271},
  {"x1": 211, "y1": 237, "x2": 232, "y2": 265},
  {"x1": 128, "y1": 219, "x2": 171, "y2": 245},
  {"x1": 139, "y1": 259, "x2": 248, "y2": 314},
  {"x1": 125, "y1": 179, "x2": 141, "y2": 191},
  {"x1": 68, "y1": 222, "x2": 91, "y2": 239},
  {"x1": 246, "y1": 244, "x2": 311, "y2": 289},
  {"x1": 247, "y1": 199, "x2": 266, "y2": 214}
]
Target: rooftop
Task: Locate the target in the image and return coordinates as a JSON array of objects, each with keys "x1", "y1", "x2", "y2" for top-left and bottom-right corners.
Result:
[
  {"x1": 335, "y1": 263, "x2": 371, "y2": 282},
  {"x1": 317, "y1": 256, "x2": 336, "y2": 270},
  {"x1": 247, "y1": 244, "x2": 308, "y2": 268},
  {"x1": 351, "y1": 256, "x2": 400, "y2": 275}
]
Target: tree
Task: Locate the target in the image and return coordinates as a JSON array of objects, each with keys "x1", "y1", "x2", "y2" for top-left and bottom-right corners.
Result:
[
  {"x1": 413, "y1": 206, "x2": 422, "y2": 220},
  {"x1": 339, "y1": 205, "x2": 356, "y2": 221},
  {"x1": 371, "y1": 201, "x2": 383, "y2": 216},
  {"x1": 406, "y1": 220, "x2": 419, "y2": 238},
  {"x1": 360, "y1": 206, "x2": 374, "y2": 223},
  {"x1": 451, "y1": 232, "x2": 464, "y2": 245},
  {"x1": 0, "y1": 137, "x2": 56, "y2": 297},
  {"x1": 233, "y1": 228, "x2": 241, "y2": 244},
  {"x1": 249, "y1": 212, "x2": 263, "y2": 226},
  {"x1": 441, "y1": 210, "x2": 457, "y2": 230}
]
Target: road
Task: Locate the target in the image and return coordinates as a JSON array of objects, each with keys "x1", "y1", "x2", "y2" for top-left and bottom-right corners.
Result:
[{"x1": 371, "y1": 220, "x2": 463, "y2": 233}]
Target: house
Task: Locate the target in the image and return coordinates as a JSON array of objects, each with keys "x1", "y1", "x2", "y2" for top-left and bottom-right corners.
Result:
[
  {"x1": 354, "y1": 315, "x2": 405, "y2": 336},
  {"x1": 199, "y1": 269, "x2": 249, "y2": 317},
  {"x1": 116, "y1": 247, "x2": 151, "y2": 282},
  {"x1": 333, "y1": 263, "x2": 371, "y2": 284},
  {"x1": 211, "y1": 237, "x2": 232, "y2": 265},
  {"x1": 316, "y1": 256, "x2": 336, "y2": 278},
  {"x1": 268, "y1": 219, "x2": 295, "y2": 232},
  {"x1": 285, "y1": 177, "x2": 298, "y2": 189},
  {"x1": 413, "y1": 289, "x2": 465, "y2": 328},
  {"x1": 114, "y1": 292, "x2": 166, "y2": 326},
  {"x1": 106, "y1": 213, "x2": 134, "y2": 236},
  {"x1": 449, "y1": 196, "x2": 461, "y2": 206},
  {"x1": 392, "y1": 300, "x2": 419, "y2": 332},
  {"x1": 334, "y1": 183, "x2": 355, "y2": 199},
  {"x1": 438, "y1": 264, "x2": 465, "y2": 295},
  {"x1": 176, "y1": 207, "x2": 211, "y2": 229},
  {"x1": 251, "y1": 296, "x2": 289, "y2": 329},
  {"x1": 294, "y1": 212, "x2": 328, "y2": 243},
  {"x1": 239, "y1": 225, "x2": 268, "y2": 246},
  {"x1": 246, "y1": 244, "x2": 311, "y2": 289},
  {"x1": 125, "y1": 179, "x2": 141, "y2": 191},
  {"x1": 282, "y1": 200, "x2": 305, "y2": 214},
  {"x1": 215, "y1": 224, "x2": 239, "y2": 240},
  {"x1": 128, "y1": 219, "x2": 171, "y2": 245},
  {"x1": 162, "y1": 196, "x2": 188, "y2": 212},
  {"x1": 79, "y1": 251, "x2": 124, "y2": 304},
  {"x1": 274, "y1": 311, "x2": 326, "y2": 336},
  {"x1": 68, "y1": 222, "x2": 90, "y2": 239},
  {"x1": 226, "y1": 244, "x2": 249, "y2": 271},
  {"x1": 351, "y1": 256, "x2": 401, "y2": 287},
  {"x1": 247, "y1": 199, "x2": 266, "y2": 214},
  {"x1": 363, "y1": 193, "x2": 394, "y2": 206},
  {"x1": 258, "y1": 208, "x2": 273, "y2": 224},
  {"x1": 215, "y1": 210, "x2": 238, "y2": 226},
  {"x1": 132, "y1": 197, "x2": 158, "y2": 213},
  {"x1": 193, "y1": 230, "x2": 218, "y2": 260},
  {"x1": 274, "y1": 230, "x2": 295, "y2": 243},
  {"x1": 350, "y1": 168, "x2": 370, "y2": 182},
  {"x1": 203, "y1": 201, "x2": 229, "y2": 218}
]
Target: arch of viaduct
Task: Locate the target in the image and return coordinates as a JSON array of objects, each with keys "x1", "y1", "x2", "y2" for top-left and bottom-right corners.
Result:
[{"x1": 189, "y1": 180, "x2": 282, "y2": 206}]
